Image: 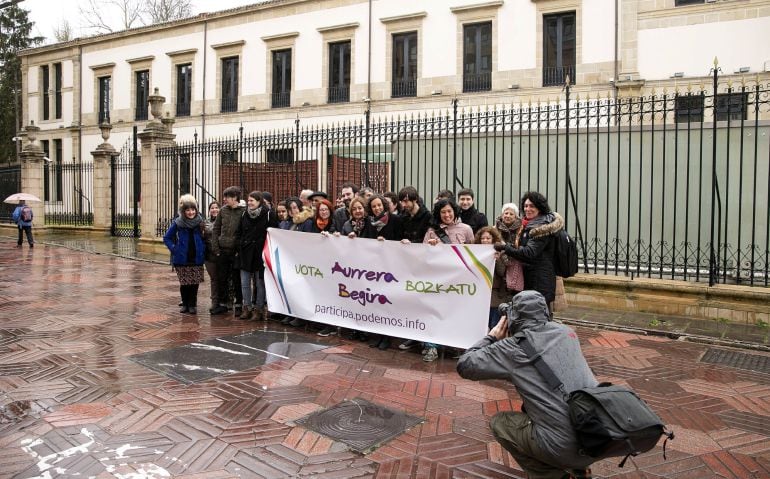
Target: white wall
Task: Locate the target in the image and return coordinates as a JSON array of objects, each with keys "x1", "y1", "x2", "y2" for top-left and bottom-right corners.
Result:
[
  {"x1": 582, "y1": 0, "x2": 615, "y2": 64},
  {"x1": 638, "y1": 17, "x2": 770, "y2": 79}
]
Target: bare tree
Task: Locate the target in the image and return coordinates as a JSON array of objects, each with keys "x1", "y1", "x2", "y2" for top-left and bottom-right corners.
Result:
[
  {"x1": 52, "y1": 19, "x2": 74, "y2": 42},
  {"x1": 79, "y1": 0, "x2": 143, "y2": 34},
  {"x1": 142, "y1": 0, "x2": 193, "y2": 24}
]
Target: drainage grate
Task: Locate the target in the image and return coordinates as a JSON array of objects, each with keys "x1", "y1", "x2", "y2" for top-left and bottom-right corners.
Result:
[
  {"x1": 700, "y1": 348, "x2": 770, "y2": 373},
  {"x1": 295, "y1": 398, "x2": 423, "y2": 454}
]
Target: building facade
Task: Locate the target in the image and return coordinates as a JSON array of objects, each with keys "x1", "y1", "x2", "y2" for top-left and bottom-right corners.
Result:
[{"x1": 18, "y1": 0, "x2": 770, "y2": 165}]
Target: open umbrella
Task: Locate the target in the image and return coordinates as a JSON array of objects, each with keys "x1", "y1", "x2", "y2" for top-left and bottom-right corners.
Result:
[{"x1": 4, "y1": 193, "x2": 42, "y2": 204}]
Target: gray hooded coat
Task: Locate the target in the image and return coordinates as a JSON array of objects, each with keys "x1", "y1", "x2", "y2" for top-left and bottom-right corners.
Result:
[{"x1": 456, "y1": 291, "x2": 597, "y2": 470}]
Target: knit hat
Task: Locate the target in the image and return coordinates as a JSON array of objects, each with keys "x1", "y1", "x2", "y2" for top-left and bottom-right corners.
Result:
[{"x1": 178, "y1": 194, "x2": 198, "y2": 212}]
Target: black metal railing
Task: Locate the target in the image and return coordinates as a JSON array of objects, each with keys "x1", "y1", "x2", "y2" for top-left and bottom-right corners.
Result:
[
  {"x1": 0, "y1": 165, "x2": 21, "y2": 222},
  {"x1": 152, "y1": 77, "x2": 768, "y2": 286},
  {"x1": 392, "y1": 79, "x2": 416, "y2": 98},
  {"x1": 272, "y1": 91, "x2": 291, "y2": 108},
  {"x1": 328, "y1": 85, "x2": 350, "y2": 104},
  {"x1": 135, "y1": 103, "x2": 148, "y2": 121},
  {"x1": 221, "y1": 97, "x2": 238, "y2": 113},
  {"x1": 543, "y1": 65, "x2": 575, "y2": 87},
  {"x1": 111, "y1": 131, "x2": 141, "y2": 237},
  {"x1": 463, "y1": 72, "x2": 491, "y2": 93},
  {"x1": 176, "y1": 101, "x2": 191, "y2": 117},
  {"x1": 44, "y1": 162, "x2": 94, "y2": 226}
]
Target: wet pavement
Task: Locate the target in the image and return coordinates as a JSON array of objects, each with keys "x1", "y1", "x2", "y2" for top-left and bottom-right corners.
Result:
[{"x1": 1, "y1": 237, "x2": 770, "y2": 478}]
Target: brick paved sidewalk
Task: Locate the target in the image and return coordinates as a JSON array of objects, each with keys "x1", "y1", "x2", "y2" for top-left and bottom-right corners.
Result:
[{"x1": 1, "y1": 239, "x2": 769, "y2": 478}]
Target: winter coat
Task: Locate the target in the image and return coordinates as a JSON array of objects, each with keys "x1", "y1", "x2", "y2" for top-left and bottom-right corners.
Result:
[
  {"x1": 203, "y1": 217, "x2": 218, "y2": 262},
  {"x1": 213, "y1": 204, "x2": 245, "y2": 255},
  {"x1": 495, "y1": 215, "x2": 521, "y2": 244},
  {"x1": 237, "y1": 208, "x2": 279, "y2": 273},
  {"x1": 423, "y1": 220, "x2": 475, "y2": 245},
  {"x1": 332, "y1": 206, "x2": 350, "y2": 233},
  {"x1": 399, "y1": 204, "x2": 432, "y2": 243},
  {"x1": 502, "y1": 212, "x2": 563, "y2": 303},
  {"x1": 360, "y1": 213, "x2": 403, "y2": 240},
  {"x1": 163, "y1": 221, "x2": 206, "y2": 266},
  {"x1": 12, "y1": 205, "x2": 33, "y2": 227},
  {"x1": 289, "y1": 207, "x2": 314, "y2": 232},
  {"x1": 459, "y1": 206, "x2": 488, "y2": 234},
  {"x1": 457, "y1": 291, "x2": 597, "y2": 470},
  {"x1": 490, "y1": 255, "x2": 509, "y2": 307},
  {"x1": 279, "y1": 219, "x2": 291, "y2": 230}
]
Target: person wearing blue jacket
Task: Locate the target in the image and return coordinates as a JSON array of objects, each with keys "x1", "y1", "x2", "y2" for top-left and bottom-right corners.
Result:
[
  {"x1": 164, "y1": 194, "x2": 206, "y2": 314},
  {"x1": 12, "y1": 200, "x2": 34, "y2": 247}
]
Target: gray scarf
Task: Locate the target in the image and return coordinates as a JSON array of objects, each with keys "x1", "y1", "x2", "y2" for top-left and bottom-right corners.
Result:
[
  {"x1": 247, "y1": 206, "x2": 263, "y2": 219},
  {"x1": 175, "y1": 213, "x2": 203, "y2": 229}
]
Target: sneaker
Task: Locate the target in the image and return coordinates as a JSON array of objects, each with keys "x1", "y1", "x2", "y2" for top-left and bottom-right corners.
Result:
[
  {"x1": 317, "y1": 326, "x2": 337, "y2": 337},
  {"x1": 399, "y1": 339, "x2": 418, "y2": 350},
  {"x1": 422, "y1": 347, "x2": 438, "y2": 362},
  {"x1": 210, "y1": 305, "x2": 228, "y2": 315}
]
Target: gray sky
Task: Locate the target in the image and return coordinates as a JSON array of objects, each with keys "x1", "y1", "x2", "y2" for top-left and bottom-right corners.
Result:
[{"x1": 24, "y1": 0, "x2": 261, "y2": 43}]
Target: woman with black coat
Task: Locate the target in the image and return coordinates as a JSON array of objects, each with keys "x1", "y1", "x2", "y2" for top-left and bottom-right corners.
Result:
[
  {"x1": 360, "y1": 194, "x2": 403, "y2": 241},
  {"x1": 495, "y1": 191, "x2": 564, "y2": 308},
  {"x1": 237, "y1": 191, "x2": 279, "y2": 321}
]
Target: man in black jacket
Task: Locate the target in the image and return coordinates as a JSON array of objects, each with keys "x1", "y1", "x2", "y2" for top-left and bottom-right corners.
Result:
[
  {"x1": 457, "y1": 188, "x2": 488, "y2": 234},
  {"x1": 332, "y1": 182, "x2": 359, "y2": 233}
]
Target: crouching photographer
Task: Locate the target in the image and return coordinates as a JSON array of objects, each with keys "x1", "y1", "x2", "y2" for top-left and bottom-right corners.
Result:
[{"x1": 457, "y1": 290, "x2": 597, "y2": 479}]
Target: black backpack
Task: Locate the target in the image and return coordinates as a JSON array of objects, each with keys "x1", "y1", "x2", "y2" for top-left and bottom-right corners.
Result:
[
  {"x1": 520, "y1": 338, "x2": 674, "y2": 467},
  {"x1": 552, "y1": 229, "x2": 578, "y2": 278}
]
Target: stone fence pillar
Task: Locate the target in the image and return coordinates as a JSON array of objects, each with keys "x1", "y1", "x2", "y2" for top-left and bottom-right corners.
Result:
[
  {"x1": 138, "y1": 88, "x2": 175, "y2": 239},
  {"x1": 91, "y1": 123, "x2": 116, "y2": 231},
  {"x1": 19, "y1": 122, "x2": 46, "y2": 227}
]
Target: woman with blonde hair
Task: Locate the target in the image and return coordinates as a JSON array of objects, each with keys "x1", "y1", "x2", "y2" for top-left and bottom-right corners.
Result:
[{"x1": 163, "y1": 194, "x2": 206, "y2": 314}]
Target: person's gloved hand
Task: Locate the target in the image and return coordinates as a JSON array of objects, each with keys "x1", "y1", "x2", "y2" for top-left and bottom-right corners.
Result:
[{"x1": 493, "y1": 242, "x2": 507, "y2": 252}]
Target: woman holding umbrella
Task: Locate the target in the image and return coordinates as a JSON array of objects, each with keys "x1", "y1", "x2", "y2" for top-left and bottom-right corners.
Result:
[{"x1": 11, "y1": 199, "x2": 35, "y2": 248}]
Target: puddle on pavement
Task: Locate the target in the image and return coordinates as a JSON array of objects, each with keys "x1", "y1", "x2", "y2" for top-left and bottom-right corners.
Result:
[{"x1": 128, "y1": 330, "x2": 339, "y2": 383}]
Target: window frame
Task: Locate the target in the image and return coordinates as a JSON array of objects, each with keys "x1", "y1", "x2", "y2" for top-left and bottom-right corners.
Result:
[
  {"x1": 221, "y1": 56, "x2": 239, "y2": 113},
  {"x1": 98, "y1": 76, "x2": 111, "y2": 124},
  {"x1": 674, "y1": 94, "x2": 704, "y2": 123},
  {"x1": 271, "y1": 48, "x2": 292, "y2": 109},
  {"x1": 542, "y1": 11, "x2": 576, "y2": 87},
  {"x1": 715, "y1": 92, "x2": 748, "y2": 122},
  {"x1": 176, "y1": 63, "x2": 192, "y2": 117},
  {"x1": 134, "y1": 70, "x2": 150, "y2": 121},
  {"x1": 41, "y1": 65, "x2": 50, "y2": 121},
  {"x1": 54, "y1": 63, "x2": 62, "y2": 119},
  {"x1": 462, "y1": 21, "x2": 492, "y2": 93},
  {"x1": 328, "y1": 41, "x2": 351, "y2": 103},
  {"x1": 391, "y1": 31, "x2": 417, "y2": 98}
]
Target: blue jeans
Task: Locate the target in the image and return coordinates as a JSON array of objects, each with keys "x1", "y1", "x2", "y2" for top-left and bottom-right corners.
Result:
[{"x1": 240, "y1": 270, "x2": 265, "y2": 309}]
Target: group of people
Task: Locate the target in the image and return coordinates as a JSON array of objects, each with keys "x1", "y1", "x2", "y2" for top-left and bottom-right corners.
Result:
[{"x1": 163, "y1": 183, "x2": 568, "y2": 363}]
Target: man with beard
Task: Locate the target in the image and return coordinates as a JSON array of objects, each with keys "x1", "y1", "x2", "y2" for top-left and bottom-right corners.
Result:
[{"x1": 332, "y1": 182, "x2": 359, "y2": 232}]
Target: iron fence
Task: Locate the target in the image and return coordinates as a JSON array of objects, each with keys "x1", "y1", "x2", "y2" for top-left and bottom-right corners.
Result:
[
  {"x1": 154, "y1": 76, "x2": 769, "y2": 286},
  {"x1": 44, "y1": 162, "x2": 94, "y2": 226},
  {"x1": 111, "y1": 130, "x2": 141, "y2": 237},
  {"x1": 0, "y1": 165, "x2": 21, "y2": 223}
]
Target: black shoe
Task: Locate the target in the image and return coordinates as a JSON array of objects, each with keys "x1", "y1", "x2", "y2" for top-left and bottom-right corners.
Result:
[
  {"x1": 234, "y1": 305, "x2": 242, "y2": 316},
  {"x1": 178, "y1": 301, "x2": 184, "y2": 306},
  {"x1": 179, "y1": 305, "x2": 189, "y2": 313},
  {"x1": 281, "y1": 316, "x2": 293, "y2": 326},
  {"x1": 210, "y1": 305, "x2": 228, "y2": 315},
  {"x1": 188, "y1": 307, "x2": 197, "y2": 315},
  {"x1": 398, "y1": 339, "x2": 418, "y2": 350},
  {"x1": 368, "y1": 336, "x2": 380, "y2": 348},
  {"x1": 289, "y1": 318, "x2": 306, "y2": 327},
  {"x1": 378, "y1": 338, "x2": 391, "y2": 350},
  {"x1": 29, "y1": 244, "x2": 33, "y2": 248},
  {"x1": 317, "y1": 326, "x2": 337, "y2": 337}
]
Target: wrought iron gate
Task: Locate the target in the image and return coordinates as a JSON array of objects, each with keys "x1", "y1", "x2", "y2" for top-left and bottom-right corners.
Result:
[{"x1": 111, "y1": 126, "x2": 141, "y2": 237}]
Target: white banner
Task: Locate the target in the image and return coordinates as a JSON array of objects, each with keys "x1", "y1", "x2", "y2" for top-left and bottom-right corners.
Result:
[{"x1": 263, "y1": 228, "x2": 495, "y2": 349}]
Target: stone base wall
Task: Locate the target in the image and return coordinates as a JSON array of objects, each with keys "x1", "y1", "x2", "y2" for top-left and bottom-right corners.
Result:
[{"x1": 565, "y1": 274, "x2": 770, "y2": 325}]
